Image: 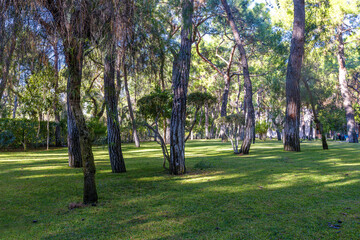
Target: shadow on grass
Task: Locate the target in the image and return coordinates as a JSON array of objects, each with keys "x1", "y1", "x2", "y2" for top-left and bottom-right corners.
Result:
[{"x1": 1, "y1": 140, "x2": 360, "y2": 239}]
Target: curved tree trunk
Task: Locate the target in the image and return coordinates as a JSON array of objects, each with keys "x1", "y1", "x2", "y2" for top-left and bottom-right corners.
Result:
[
  {"x1": 284, "y1": 0, "x2": 305, "y2": 152},
  {"x1": 65, "y1": 40, "x2": 97, "y2": 204},
  {"x1": 124, "y1": 65, "x2": 140, "y2": 147},
  {"x1": 336, "y1": 27, "x2": 358, "y2": 143},
  {"x1": 169, "y1": 0, "x2": 194, "y2": 175},
  {"x1": 104, "y1": 43, "x2": 126, "y2": 173},
  {"x1": 221, "y1": 0, "x2": 254, "y2": 154}
]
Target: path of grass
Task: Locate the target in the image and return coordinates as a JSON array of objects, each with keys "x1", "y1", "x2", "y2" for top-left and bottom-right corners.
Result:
[{"x1": 0, "y1": 140, "x2": 359, "y2": 239}]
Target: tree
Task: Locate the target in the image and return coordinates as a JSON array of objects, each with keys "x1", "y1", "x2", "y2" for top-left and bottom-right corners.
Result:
[
  {"x1": 169, "y1": 0, "x2": 194, "y2": 175},
  {"x1": 283, "y1": 0, "x2": 305, "y2": 152},
  {"x1": 221, "y1": 0, "x2": 255, "y2": 154},
  {"x1": 38, "y1": 0, "x2": 98, "y2": 204},
  {"x1": 216, "y1": 113, "x2": 245, "y2": 154}
]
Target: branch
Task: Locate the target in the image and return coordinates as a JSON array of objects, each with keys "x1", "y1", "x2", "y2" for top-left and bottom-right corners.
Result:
[{"x1": 195, "y1": 31, "x2": 225, "y2": 78}]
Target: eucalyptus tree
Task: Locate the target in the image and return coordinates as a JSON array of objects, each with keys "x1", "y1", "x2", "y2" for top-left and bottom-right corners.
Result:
[
  {"x1": 169, "y1": 0, "x2": 194, "y2": 175},
  {"x1": 36, "y1": 0, "x2": 98, "y2": 204},
  {"x1": 220, "y1": 0, "x2": 255, "y2": 154}
]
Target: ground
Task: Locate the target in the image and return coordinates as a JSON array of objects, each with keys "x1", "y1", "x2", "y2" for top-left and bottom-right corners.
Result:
[{"x1": 0, "y1": 140, "x2": 359, "y2": 239}]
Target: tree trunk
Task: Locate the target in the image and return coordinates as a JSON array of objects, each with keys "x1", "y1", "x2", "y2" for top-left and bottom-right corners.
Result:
[
  {"x1": 67, "y1": 96, "x2": 82, "y2": 168},
  {"x1": 276, "y1": 129, "x2": 281, "y2": 141},
  {"x1": 124, "y1": 65, "x2": 140, "y2": 147},
  {"x1": 309, "y1": 120, "x2": 313, "y2": 140},
  {"x1": 169, "y1": 0, "x2": 194, "y2": 175},
  {"x1": 219, "y1": 76, "x2": 230, "y2": 141},
  {"x1": 46, "y1": 111, "x2": 50, "y2": 150},
  {"x1": 53, "y1": 40, "x2": 62, "y2": 147},
  {"x1": 65, "y1": 40, "x2": 97, "y2": 204},
  {"x1": 166, "y1": 118, "x2": 171, "y2": 144},
  {"x1": 205, "y1": 101, "x2": 209, "y2": 139},
  {"x1": 302, "y1": 78, "x2": 328, "y2": 149},
  {"x1": 284, "y1": 0, "x2": 305, "y2": 152},
  {"x1": 336, "y1": 27, "x2": 358, "y2": 143},
  {"x1": 221, "y1": 0, "x2": 254, "y2": 154},
  {"x1": 104, "y1": 43, "x2": 127, "y2": 173}
]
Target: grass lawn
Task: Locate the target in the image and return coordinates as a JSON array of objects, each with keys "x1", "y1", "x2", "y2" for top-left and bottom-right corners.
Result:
[{"x1": 0, "y1": 140, "x2": 360, "y2": 239}]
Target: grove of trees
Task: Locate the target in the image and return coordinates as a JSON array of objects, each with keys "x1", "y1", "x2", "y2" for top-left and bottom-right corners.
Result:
[{"x1": 0, "y1": 0, "x2": 359, "y2": 204}]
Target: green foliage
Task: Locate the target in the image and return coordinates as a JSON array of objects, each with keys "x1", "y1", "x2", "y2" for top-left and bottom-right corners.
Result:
[
  {"x1": 255, "y1": 120, "x2": 270, "y2": 135},
  {"x1": 187, "y1": 91, "x2": 217, "y2": 108},
  {"x1": 138, "y1": 87, "x2": 172, "y2": 121},
  {"x1": 216, "y1": 113, "x2": 245, "y2": 127},
  {"x1": 87, "y1": 119, "x2": 107, "y2": 145},
  {"x1": 318, "y1": 105, "x2": 346, "y2": 133},
  {"x1": 0, "y1": 118, "x2": 62, "y2": 149}
]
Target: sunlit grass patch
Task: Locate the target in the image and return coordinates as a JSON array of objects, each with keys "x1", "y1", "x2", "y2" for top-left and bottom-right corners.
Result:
[{"x1": 1, "y1": 140, "x2": 360, "y2": 239}]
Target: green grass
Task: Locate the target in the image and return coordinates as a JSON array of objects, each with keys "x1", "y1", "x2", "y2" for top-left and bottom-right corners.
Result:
[{"x1": 1, "y1": 140, "x2": 360, "y2": 239}]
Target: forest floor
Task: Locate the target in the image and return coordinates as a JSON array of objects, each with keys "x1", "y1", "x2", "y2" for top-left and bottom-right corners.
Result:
[{"x1": 1, "y1": 139, "x2": 360, "y2": 239}]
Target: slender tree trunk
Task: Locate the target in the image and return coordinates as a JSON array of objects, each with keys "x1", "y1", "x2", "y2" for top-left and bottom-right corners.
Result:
[
  {"x1": 104, "y1": 43, "x2": 126, "y2": 173},
  {"x1": 221, "y1": 0, "x2": 254, "y2": 154},
  {"x1": 169, "y1": 0, "x2": 194, "y2": 175},
  {"x1": 65, "y1": 40, "x2": 97, "y2": 204},
  {"x1": 124, "y1": 65, "x2": 140, "y2": 147},
  {"x1": 166, "y1": 118, "x2": 171, "y2": 144},
  {"x1": 276, "y1": 129, "x2": 281, "y2": 141},
  {"x1": 205, "y1": 101, "x2": 209, "y2": 139},
  {"x1": 284, "y1": 0, "x2": 305, "y2": 152},
  {"x1": 336, "y1": 27, "x2": 358, "y2": 143},
  {"x1": 47, "y1": 111, "x2": 50, "y2": 150},
  {"x1": 302, "y1": 79, "x2": 328, "y2": 149},
  {"x1": 53, "y1": 40, "x2": 62, "y2": 147},
  {"x1": 309, "y1": 120, "x2": 313, "y2": 140},
  {"x1": 219, "y1": 76, "x2": 230, "y2": 141}
]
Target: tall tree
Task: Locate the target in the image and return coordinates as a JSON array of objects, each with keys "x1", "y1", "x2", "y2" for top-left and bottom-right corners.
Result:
[
  {"x1": 283, "y1": 0, "x2": 305, "y2": 152},
  {"x1": 102, "y1": 1, "x2": 126, "y2": 173},
  {"x1": 336, "y1": 26, "x2": 358, "y2": 143},
  {"x1": 169, "y1": 0, "x2": 194, "y2": 175},
  {"x1": 38, "y1": 0, "x2": 98, "y2": 204},
  {"x1": 221, "y1": 0, "x2": 255, "y2": 154}
]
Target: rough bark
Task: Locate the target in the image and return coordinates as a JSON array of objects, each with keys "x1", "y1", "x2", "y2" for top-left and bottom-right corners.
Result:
[
  {"x1": 336, "y1": 27, "x2": 358, "y2": 143},
  {"x1": 65, "y1": 40, "x2": 97, "y2": 204},
  {"x1": 39, "y1": 0, "x2": 97, "y2": 204},
  {"x1": 302, "y1": 79, "x2": 328, "y2": 149},
  {"x1": 169, "y1": 0, "x2": 194, "y2": 175},
  {"x1": 221, "y1": 0, "x2": 255, "y2": 154},
  {"x1": 104, "y1": 43, "x2": 126, "y2": 173},
  {"x1": 284, "y1": 0, "x2": 305, "y2": 152},
  {"x1": 67, "y1": 93, "x2": 82, "y2": 168},
  {"x1": 124, "y1": 65, "x2": 140, "y2": 147},
  {"x1": 0, "y1": 34, "x2": 16, "y2": 101}
]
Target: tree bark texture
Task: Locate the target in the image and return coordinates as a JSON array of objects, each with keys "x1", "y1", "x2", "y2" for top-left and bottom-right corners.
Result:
[
  {"x1": 221, "y1": 0, "x2": 255, "y2": 154},
  {"x1": 104, "y1": 44, "x2": 126, "y2": 173},
  {"x1": 336, "y1": 28, "x2": 358, "y2": 143},
  {"x1": 65, "y1": 40, "x2": 98, "y2": 204},
  {"x1": 284, "y1": 0, "x2": 305, "y2": 152},
  {"x1": 169, "y1": 0, "x2": 194, "y2": 175},
  {"x1": 67, "y1": 96, "x2": 82, "y2": 168}
]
